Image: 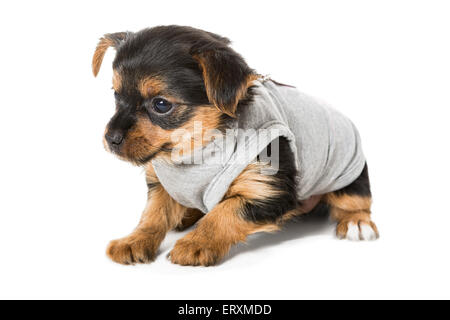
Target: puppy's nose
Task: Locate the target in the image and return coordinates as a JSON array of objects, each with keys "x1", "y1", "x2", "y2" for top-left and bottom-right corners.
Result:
[{"x1": 105, "y1": 130, "x2": 124, "y2": 147}]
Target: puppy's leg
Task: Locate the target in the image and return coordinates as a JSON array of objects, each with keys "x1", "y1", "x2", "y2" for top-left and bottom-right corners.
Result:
[
  {"x1": 175, "y1": 208, "x2": 204, "y2": 231},
  {"x1": 107, "y1": 165, "x2": 186, "y2": 265},
  {"x1": 169, "y1": 138, "x2": 298, "y2": 266},
  {"x1": 325, "y1": 164, "x2": 379, "y2": 241},
  {"x1": 169, "y1": 196, "x2": 280, "y2": 266}
]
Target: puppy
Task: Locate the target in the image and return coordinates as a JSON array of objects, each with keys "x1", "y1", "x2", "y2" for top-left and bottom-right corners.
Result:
[{"x1": 92, "y1": 25, "x2": 379, "y2": 266}]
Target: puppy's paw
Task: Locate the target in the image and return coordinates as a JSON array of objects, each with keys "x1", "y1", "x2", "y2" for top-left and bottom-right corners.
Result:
[
  {"x1": 336, "y1": 220, "x2": 379, "y2": 241},
  {"x1": 169, "y1": 238, "x2": 225, "y2": 267},
  {"x1": 106, "y1": 235, "x2": 159, "y2": 265}
]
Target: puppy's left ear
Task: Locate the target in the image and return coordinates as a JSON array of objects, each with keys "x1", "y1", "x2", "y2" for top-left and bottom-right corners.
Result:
[
  {"x1": 92, "y1": 32, "x2": 132, "y2": 77},
  {"x1": 191, "y1": 42, "x2": 256, "y2": 117}
]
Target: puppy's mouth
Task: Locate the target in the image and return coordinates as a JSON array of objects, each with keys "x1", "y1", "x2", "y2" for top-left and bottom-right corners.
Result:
[
  {"x1": 104, "y1": 137, "x2": 172, "y2": 166},
  {"x1": 133, "y1": 143, "x2": 173, "y2": 165}
]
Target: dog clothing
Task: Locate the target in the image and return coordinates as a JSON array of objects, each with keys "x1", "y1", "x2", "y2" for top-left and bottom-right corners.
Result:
[{"x1": 151, "y1": 79, "x2": 366, "y2": 213}]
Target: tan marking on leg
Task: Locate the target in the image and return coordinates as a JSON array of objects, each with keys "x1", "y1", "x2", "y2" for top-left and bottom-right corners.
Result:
[
  {"x1": 279, "y1": 195, "x2": 324, "y2": 223},
  {"x1": 169, "y1": 162, "x2": 283, "y2": 266},
  {"x1": 325, "y1": 193, "x2": 379, "y2": 240},
  {"x1": 175, "y1": 208, "x2": 204, "y2": 231},
  {"x1": 106, "y1": 164, "x2": 187, "y2": 265},
  {"x1": 326, "y1": 193, "x2": 372, "y2": 213},
  {"x1": 226, "y1": 162, "x2": 283, "y2": 202},
  {"x1": 169, "y1": 196, "x2": 279, "y2": 266}
]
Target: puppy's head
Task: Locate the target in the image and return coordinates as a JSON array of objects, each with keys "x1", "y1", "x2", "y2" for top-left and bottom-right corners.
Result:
[{"x1": 92, "y1": 26, "x2": 257, "y2": 165}]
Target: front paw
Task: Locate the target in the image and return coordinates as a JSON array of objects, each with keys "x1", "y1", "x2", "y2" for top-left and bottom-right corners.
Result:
[
  {"x1": 336, "y1": 219, "x2": 379, "y2": 241},
  {"x1": 169, "y1": 238, "x2": 226, "y2": 267},
  {"x1": 106, "y1": 234, "x2": 160, "y2": 265}
]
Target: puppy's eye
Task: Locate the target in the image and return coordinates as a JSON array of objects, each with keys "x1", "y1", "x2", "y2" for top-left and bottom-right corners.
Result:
[{"x1": 152, "y1": 98, "x2": 173, "y2": 114}]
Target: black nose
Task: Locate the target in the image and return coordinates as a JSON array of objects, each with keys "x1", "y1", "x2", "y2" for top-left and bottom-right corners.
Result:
[{"x1": 105, "y1": 130, "x2": 124, "y2": 148}]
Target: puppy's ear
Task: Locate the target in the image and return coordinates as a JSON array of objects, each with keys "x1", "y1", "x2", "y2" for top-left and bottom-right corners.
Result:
[
  {"x1": 92, "y1": 32, "x2": 131, "y2": 77},
  {"x1": 191, "y1": 41, "x2": 256, "y2": 117}
]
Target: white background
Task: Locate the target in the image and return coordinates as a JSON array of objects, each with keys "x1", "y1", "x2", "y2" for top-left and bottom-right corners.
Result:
[{"x1": 0, "y1": 0, "x2": 449, "y2": 299}]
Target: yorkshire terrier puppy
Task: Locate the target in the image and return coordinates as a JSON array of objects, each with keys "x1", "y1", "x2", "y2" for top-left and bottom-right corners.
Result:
[{"x1": 92, "y1": 25, "x2": 379, "y2": 266}]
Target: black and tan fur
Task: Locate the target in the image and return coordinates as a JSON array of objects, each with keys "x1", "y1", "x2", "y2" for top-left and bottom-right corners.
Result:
[{"x1": 93, "y1": 26, "x2": 378, "y2": 267}]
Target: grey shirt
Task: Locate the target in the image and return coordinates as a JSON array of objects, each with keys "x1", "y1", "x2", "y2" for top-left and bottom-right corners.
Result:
[{"x1": 152, "y1": 79, "x2": 366, "y2": 213}]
